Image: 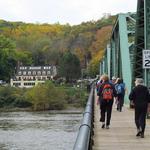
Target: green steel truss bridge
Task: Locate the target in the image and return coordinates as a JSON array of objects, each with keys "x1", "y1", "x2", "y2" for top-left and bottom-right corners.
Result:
[
  {"x1": 74, "y1": 1, "x2": 150, "y2": 150},
  {"x1": 99, "y1": 0, "x2": 150, "y2": 103}
]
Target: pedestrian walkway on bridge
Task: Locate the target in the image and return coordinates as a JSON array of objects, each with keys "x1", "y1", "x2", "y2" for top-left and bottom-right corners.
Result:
[{"x1": 93, "y1": 93, "x2": 150, "y2": 150}]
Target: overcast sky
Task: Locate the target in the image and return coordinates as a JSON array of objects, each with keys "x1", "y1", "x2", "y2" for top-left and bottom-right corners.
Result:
[{"x1": 0, "y1": 0, "x2": 137, "y2": 25}]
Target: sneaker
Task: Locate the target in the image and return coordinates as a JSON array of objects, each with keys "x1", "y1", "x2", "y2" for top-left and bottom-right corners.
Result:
[
  {"x1": 141, "y1": 132, "x2": 144, "y2": 138},
  {"x1": 99, "y1": 118, "x2": 102, "y2": 122},
  {"x1": 136, "y1": 131, "x2": 141, "y2": 136},
  {"x1": 106, "y1": 125, "x2": 109, "y2": 129},
  {"x1": 101, "y1": 123, "x2": 105, "y2": 129}
]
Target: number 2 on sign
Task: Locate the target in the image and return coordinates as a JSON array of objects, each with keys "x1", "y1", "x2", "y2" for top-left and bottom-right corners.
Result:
[{"x1": 145, "y1": 59, "x2": 150, "y2": 67}]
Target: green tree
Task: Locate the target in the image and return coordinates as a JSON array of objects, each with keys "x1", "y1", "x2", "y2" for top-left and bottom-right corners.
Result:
[
  {"x1": 31, "y1": 37, "x2": 51, "y2": 65},
  {"x1": 26, "y1": 81, "x2": 66, "y2": 110},
  {"x1": 16, "y1": 50, "x2": 33, "y2": 66},
  {"x1": 0, "y1": 35, "x2": 17, "y2": 81},
  {"x1": 59, "y1": 51, "x2": 81, "y2": 82},
  {"x1": 0, "y1": 15, "x2": 116, "y2": 78}
]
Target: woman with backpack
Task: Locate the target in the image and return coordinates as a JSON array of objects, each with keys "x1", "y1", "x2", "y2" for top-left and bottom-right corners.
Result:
[
  {"x1": 115, "y1": 78, "x2": 126, "y2": 112},
  {"x1": 97, "y1": 74, "x2": 117, "y2": 129}
]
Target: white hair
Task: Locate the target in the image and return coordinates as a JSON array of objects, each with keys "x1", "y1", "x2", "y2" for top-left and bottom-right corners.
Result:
[{"x1": 135, "y1": 78, "x2": 144, "y2": 86}]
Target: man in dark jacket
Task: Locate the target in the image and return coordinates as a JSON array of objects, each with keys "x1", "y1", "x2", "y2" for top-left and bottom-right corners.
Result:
[{"x1": 129, "y1": 78, "x2": 150, "y2": 138}]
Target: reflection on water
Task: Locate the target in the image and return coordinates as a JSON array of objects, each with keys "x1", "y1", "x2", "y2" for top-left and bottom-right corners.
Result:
[{"x1": 0, "y1": 111, "x2": 82, "y2": 150}]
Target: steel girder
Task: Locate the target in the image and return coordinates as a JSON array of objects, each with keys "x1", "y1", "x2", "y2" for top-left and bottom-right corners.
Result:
[
  {"x1": 144, "y1": 0, "x2": 150, "y2": 86},
  {"x1": 133, "y1": 0, "x2": 150, "y2": 86},
  {"x1": 99, "y1": 13, "x2": 136, "y2": 103},
  {"x1": 99, "y1": 0, "x2": 150, "y2": 102},
  {"x1": 133, "y1": 0, "x2": 144, "y2": 83}
]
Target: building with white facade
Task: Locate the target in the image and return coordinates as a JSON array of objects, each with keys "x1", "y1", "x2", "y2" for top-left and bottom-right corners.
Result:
[{"x1": 10, "y1": 66, "x2": 57, "y2": 88}]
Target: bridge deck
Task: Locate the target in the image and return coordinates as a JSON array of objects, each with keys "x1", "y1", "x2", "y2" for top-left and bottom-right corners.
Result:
[{"x1": 93, "y1": 95, "x2": 150, "y2": 150}]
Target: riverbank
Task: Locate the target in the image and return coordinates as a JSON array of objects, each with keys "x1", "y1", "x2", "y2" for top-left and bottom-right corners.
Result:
[
  {"x1": 0, "y1": 82, "x2": 88, "y2": 111},
  {"x1": 0, "y1": 106, "x2": 84, "y2": 114}
]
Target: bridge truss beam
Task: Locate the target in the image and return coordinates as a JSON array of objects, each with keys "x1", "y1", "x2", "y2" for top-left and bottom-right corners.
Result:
[
  {"x1": 100, "y1": 13, "x2": 136, "y2": 103},
  {"x1": 100, "y1": 0, "x2": 150, "y2": 102},
  {"x1": 132, "y1": 0, "x2": 150, "y2": 86}
]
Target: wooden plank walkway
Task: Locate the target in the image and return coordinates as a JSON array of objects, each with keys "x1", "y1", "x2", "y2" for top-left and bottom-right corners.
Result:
[{"x1": 93, "y1": 94, "x2": 150, "y2": 150}]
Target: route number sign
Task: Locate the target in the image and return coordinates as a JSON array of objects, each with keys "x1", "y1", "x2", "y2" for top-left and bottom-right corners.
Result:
[{"x1": 143, "y1": 50, "x2": 150, "y2": 69}]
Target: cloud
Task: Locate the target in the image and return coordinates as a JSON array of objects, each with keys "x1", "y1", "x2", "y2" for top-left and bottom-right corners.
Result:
[{"x1": 0, "y1": 0, "x2": 137, "y2": 25}]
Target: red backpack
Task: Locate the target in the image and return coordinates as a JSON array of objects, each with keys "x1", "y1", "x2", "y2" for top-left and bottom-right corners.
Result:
[{"x1": 102, "y1": 83, "x2": 113, "y2": 100}]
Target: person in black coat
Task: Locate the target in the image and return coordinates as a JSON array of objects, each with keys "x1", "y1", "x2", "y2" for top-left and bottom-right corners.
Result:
[{"x1": 129, "y1": 78, "x2": 150, "y2": 138}]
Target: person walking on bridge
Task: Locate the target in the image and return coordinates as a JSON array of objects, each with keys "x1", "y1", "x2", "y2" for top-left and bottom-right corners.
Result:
[
  {"x1": 97, "y1": 74, "x2": 117, "y2": 129},
  {"x1": 129, "y1": 78, "x2": 150, "y2": 138},
  {"x1": 115, "y1": 78, "x2": 126, "y2": 112}
]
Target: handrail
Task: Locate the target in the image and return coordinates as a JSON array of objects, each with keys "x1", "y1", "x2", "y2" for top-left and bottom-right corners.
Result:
[{"x1": 73, "y1": 86, "x2": 94, "y2": 150}]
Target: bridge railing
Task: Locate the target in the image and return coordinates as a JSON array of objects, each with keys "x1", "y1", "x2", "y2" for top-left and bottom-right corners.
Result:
[{"x1": 73, "y1": 85, "x2": 94, "y2": 150}]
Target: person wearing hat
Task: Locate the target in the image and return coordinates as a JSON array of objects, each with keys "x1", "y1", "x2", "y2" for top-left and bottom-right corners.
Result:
[
  {"x1": 110, "y1": 76, "x2": 117, "y2": 85},
  {"x1": 129, "y1": 78, "x2": 150, "y2": 138}
]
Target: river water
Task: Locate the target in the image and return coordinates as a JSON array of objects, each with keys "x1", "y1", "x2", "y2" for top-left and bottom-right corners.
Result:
[{"x1": 0, "y1": 110, "x2": 82, "y2": 150}]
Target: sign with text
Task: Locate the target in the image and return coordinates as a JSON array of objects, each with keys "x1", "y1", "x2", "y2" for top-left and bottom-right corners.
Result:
[{"x1": 143, "y1": 50, "x2": 150, "y2": 69}]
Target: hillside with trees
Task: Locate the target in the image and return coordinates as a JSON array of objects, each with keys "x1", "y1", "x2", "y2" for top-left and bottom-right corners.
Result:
[{"x1": 0, "y1": 15, "x2": 116, "y2": 81}]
